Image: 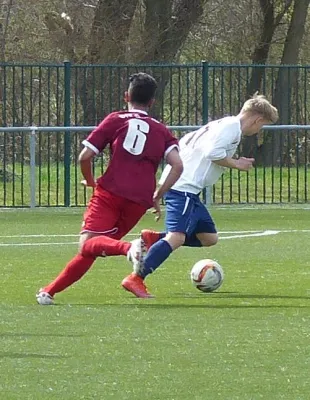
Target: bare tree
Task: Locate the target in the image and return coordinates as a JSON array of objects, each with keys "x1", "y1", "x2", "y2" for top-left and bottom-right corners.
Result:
[
  {"x1": 247, "y1": 0, "x2": 293, "y2": 95},
  {"x1": 44, "y1": 0, "x2": 209, "y2": 123},
  {"x1": 243, "y1": 0, "x2": 293, "y2": 157},
  {"x1": 0, "y1": 0, "x2": 14, "y2": 61},
  {"x1": 264, "y1": 0, "x2": 310, "y2": 165}
]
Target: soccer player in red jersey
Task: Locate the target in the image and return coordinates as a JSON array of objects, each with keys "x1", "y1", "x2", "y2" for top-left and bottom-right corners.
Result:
[{"x1": 36, "y1": 72, "x2": 183, "y2": 305}]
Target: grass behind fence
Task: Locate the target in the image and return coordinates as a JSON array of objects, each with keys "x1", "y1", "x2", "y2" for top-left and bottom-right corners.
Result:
[{"x1": 0, "y1": 162, "x2": 309, "y2": 206}]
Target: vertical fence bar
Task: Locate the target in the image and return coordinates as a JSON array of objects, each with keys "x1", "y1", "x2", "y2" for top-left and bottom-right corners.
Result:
[
  {"x1": 202, "y1": 61, "x2": 209, "y2": 124},
  {"x1": 193, "y1": 66, "x2": 198, "y2": 123},
  {"x1": 296, "y1": 129, "x2": 299, "y2": 203},
  {"x1": 64, "y1": 61, "x2": 71, "y2": 207},
  {"x1": 12, "y1": 66, "x2": 16, "y2": 206},
  {"x1": 279, "y1": 130, "x2": 283, "y2": 202},
  {"x1": 56, "y1": 67, "x2": 60, "y2": 205},
  {"x1": 304, "y1": 69, "x2": 308, "y2": 203},
  {"x1": 169, "y1": 67, "x2": 173, "y2": 125},
  {"x1": 21, "y1": 66, "x2": 25, "y2": 205},
  {"x1": 2, "y1": 66, "x2": 7, "y2": 205},
  {"x1": 30, "y1": 128, "x2": 36, "y2": 208},
  {"x1": 202, "y1": 61, "x2": 211, "y2": 204},
  {"x1": 305, "y1": 129, "x2": 308, "y2": 203},
  {"x1": 286, "y1": 126, "x2": 290, "y2": 202}
]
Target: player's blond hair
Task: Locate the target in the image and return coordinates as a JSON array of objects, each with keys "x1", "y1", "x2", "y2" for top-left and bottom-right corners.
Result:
[{"x1": 241, "y1": 92, "x2": 278, "y2": 123}]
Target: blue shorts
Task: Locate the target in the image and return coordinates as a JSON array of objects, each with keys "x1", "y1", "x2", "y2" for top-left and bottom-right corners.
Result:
[{"x1": 164, "y1": 189, "x2": 217, "y2": 237}]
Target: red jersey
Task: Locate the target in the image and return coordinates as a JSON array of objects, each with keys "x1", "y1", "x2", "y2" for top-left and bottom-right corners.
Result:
[{"x1": 82, "y1": 109, "x2": 178, "y2": 208}]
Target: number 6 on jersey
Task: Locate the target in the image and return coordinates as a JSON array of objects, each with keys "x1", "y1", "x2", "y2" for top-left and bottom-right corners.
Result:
[{"x1": 123, "y1": 118, "x2": 150, "y2": 155}]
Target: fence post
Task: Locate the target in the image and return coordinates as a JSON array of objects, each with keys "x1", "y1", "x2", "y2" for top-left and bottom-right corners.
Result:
[
  {"x1": 202, "y1": 61, "x2": 212, "y2": 205},
  {"x1": 64, "y1": 61, "x2": 71, "y2": 207},
  {"x1": 202, "y1": 61, "x2": 209, "y2": 125},
  {"x1": 29, "y1": 128, "x2": 36, "y2": 209}
]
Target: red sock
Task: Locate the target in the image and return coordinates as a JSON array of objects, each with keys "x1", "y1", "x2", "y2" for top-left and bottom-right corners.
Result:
[
  {"x1": 82, "y1": 236, "x2": 131, "y2": 258},
  {"x1": 43, "y1": 254, "x2": 95, "y2": 297}
]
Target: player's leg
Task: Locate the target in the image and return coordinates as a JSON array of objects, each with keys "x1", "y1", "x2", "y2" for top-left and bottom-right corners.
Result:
[
  {"x1": 133, "y1": 198, "x2": 218, "y2": 251},
  {"x1": 187, "y1": 199, "x2": 218, "y2": 247},
  {"x1": 122, "y1": 230, "x2": 185, "y2": 298},
  {"x1": 122, "y1": 190, "x2": 196, "y2": 297},
  {"x1": 140, "y1": 194, "x2": 219, "y2": 248},
  {"x1": 196, "y1": 232, "x2": 218, "y2": 246},
  {"x1": 140, "y1": 192, "x2": 202, "y2": 276},
  {"x1": 36, "y1": 187, "x2": 123, "y2": 305},
  {"x1": 140, "y1": 229, "x2": 165, "y2": 250},
  {"x1": 140, "y1": 228, "x2": 215, "y2": 249},
  {"x1": 36, "y1": 232, "x2": 99, "y2": 305},
  {"x1": 81, "y1": 198, "x2": 146, "y2": 260}
]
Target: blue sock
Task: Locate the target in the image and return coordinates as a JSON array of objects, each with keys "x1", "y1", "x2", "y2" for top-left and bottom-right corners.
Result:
[
  {"x1": 183, "y1": 234, "x2": 202, "y2": 247},
  {"x1": 140, "y1": 239, "x2": 173, "y2": 279}
]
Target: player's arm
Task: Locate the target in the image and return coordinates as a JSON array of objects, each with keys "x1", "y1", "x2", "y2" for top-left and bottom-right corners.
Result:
[
  {"x1": 78, "y1": 147, "x2": 96, "y2": 187},
  {"x1": 204, "y1": 125, "x2": 254, "y2": 171},
  {"x1": 213, "y1": 156, "x2": 254, "y2": 171},
  {"x1": 152, "y1": 148, "x2": 183, "y2": 221},
  {"x1": 79, "y1": 114, "x2": 116, "y2": 187},
  {"x1": 154, "y1": 148, "x2": 183, "y2": 200}
]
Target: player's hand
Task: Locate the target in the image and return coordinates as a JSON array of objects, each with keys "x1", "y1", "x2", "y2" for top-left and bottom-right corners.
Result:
[
  {"x1": 235, "y1": 157, "x2": 255, "y2": 171},
  {"x1": 152, "y1": 193, "x2": 161, "y2": 222},
  {"x1": 80, "y1": 179, "x2": 96, "y2": 188}
]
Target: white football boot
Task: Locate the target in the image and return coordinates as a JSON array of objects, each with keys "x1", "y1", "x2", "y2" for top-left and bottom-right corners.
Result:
[
  {"x1": 127, "y1": 238, "x2": 147, "y2": 274},
  {"x1": 36, "y1": 289, "x2": 54, "y2": 305}
]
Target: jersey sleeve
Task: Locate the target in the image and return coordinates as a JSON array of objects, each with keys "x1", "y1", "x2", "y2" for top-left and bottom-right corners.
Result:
[
  {"x1": 203, "y1": 122, "x2": 240, "y2": 160},
  {"x1": 163, "y1": 127, "x2": 179, "y2": 158},
  {"x1": 82, "y1": 113, "x2": 117, "y2": 154}
]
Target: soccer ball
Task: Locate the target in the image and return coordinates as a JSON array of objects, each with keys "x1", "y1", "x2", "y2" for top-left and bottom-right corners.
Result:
[{"x1": 190, "y1": 259, "x2": 224, "y2": 293}]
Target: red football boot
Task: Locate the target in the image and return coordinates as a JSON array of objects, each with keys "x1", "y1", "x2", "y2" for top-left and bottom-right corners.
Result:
[
  {"x1": 141, "y1": 229, "x2": 162, "y2": 250},
  {"x1": 121, "y1": 273, "x2": 154, "y2": 298}
]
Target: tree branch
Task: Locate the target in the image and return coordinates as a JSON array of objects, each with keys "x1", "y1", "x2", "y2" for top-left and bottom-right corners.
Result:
[
  {"x1": 274, "y1": 0, "x2": 294, "y2": 26},
  {"x1": 44, "y1": 11, "x2": 76, "y2": 60},
  {"x1": 0, "y1": 0, "x2": 14, "y2": 61},
  {"x1": 88, "y1": 0, "x2": 138, "y2": 63},
  {"x1": 140, "y1": 0, "x2": 208, "y2": 62}
]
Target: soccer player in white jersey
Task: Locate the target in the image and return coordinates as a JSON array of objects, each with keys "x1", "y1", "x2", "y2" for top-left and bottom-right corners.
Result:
[{"x1": 122, "y1": 93, "x2": 278, "y2": 298}]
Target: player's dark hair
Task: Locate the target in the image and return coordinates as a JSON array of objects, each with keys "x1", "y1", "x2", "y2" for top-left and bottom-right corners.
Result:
[{"x1": 128, "y1": 73, "x2": 157, "y2": 106}]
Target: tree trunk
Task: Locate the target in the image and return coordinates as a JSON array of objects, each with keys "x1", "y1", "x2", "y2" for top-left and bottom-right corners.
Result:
[
  {"x1": 243, "y1": 0, "x2": 293, "y2": 158},
  {"x1": 80, "y1": 0, "x2": 139, "y2": 124},
  {"x1": 44, "y1": 0, "x2": 208, "y2": 124},
  {"x1": 138, "y1": 0, "x2": 209, "y2": 120},
  {"x1": 265, "y1": 0, "x2": 310, "y2": 166}
]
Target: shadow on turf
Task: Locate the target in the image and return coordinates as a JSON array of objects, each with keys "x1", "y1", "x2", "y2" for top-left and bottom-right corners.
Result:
[
  {"x1": 58, "y1": 292, "x2": 310, "y2": 308},
  {"x1": 72, "y1": 302, "x2": 310, "y2": 309},
  {"x1": 118, "y1": 304, "x2": 310, "y2": 309},
  {"x1": 0, "y1": 352, "x2": 66, "y2": 359},
  {"x1": 172, "y1": 292, "x2": 310, "y2": 300}
]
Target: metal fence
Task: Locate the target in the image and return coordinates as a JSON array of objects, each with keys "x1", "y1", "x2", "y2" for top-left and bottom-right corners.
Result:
[
  {"x1": 0, "y1": 125, "x2": 309, "y2": 207},
  {"x1": 1, "y1": 62, "x2": 310, "y2": 206},
  {"x1": 1, "y1": 62, "x2": 309, "y2": 127}
]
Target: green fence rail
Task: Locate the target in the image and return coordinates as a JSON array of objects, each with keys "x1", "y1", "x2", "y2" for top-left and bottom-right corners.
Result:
[
  {"x1": 0, "y1": 125, "x2": 309, "y2": 207},
  {"x1": 0, "y1": 62, "x2": 310, "y2": 206}
]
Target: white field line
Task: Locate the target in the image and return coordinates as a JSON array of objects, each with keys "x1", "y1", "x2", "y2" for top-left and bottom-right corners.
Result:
[
  {"x1": 0, "y1": 230, "x2": 267, "y2": 238},
  {"x1": 0, "y1": 242, "x2": 79, "y2": 247},
  {"x1": 0, "y1": 229, "x2": 309, "y2": 246},
  {"x1": 220, "y1": 230, "x2": 280, "y2": 240},
  {"x1": 1, "y1": 229, "x2": 310, "y2": 239}
]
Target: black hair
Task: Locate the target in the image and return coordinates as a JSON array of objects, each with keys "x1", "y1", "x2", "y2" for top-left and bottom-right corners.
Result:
[{"x1": 128, "y1": 72, "x2": 157, "y2": 105}]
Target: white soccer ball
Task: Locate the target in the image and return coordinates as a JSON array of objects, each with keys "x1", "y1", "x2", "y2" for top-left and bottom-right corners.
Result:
[{"x1": 190, "y1": 259, "x2": 224, "y2": 293}]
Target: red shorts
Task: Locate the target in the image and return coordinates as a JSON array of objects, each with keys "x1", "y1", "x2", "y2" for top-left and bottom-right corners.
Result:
[{"x1": 81, "y1": 186, "x2": 147, "y2": 239}]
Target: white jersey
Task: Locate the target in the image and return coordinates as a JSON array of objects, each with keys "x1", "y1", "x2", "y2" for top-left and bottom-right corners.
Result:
[{"x1": 159, "y1": 116, "x2": 242, "y2": 194}]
